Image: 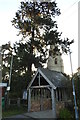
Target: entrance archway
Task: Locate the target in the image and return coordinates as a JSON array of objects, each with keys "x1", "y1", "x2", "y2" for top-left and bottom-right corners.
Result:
[{"x1": 31, "y1": 88, "x2": 52, "y2": 112}]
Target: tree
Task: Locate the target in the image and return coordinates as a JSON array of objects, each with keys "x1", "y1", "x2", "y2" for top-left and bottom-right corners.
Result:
[
  {"x1": 73, "y1": 72, "x2": 80, "y2": 102},
  {"x1": 71, "y1": 72, "x2": 80, "y2": 117},
  {"x1": 2, "y1": 42, "x2": 31, "y2": 98},
  {"x1": 2, "y1": 42, "x2": 13, "y2": 83},
  {"x1": 12, "y1": 1, "x2": 73, "y2": 74},
  {"x1": 13, "y1": 41, "x2": 41, "y2": 73}
]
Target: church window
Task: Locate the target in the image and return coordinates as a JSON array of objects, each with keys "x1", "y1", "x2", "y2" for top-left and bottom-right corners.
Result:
[{"x1": 55, "y1": 58, "x2": 57, "y2": 64}]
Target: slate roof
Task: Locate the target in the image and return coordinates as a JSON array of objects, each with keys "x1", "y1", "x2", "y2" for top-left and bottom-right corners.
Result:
[
  {"x1": 38, "y1": 67, "x2": 69, "y2": 88},
  {"x1": 27, "y1": 67, "x2": 69, "y2": 90}
]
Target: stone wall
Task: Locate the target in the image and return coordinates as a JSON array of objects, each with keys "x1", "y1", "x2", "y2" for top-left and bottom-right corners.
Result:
[
  {"x1": 30, "y1": 98, "x2": 52, "y2": 112},
  {"x1": 56, "y1": 101, "x2": 65, "y2": 116},
  {"x1": 30, "y1": 98, "x2": 65, "y2": 117}
]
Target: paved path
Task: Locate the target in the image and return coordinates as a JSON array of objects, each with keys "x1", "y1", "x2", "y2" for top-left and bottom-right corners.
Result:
[
  {"x1": 24, "y1": 110, "x2": 56, "y2": 118},
  {"x1": 2, "y1": 110, "x2": 56, "y2": 120},
  {"x1": 2, "y1": 114, "x2": 34, "y2": 119}
]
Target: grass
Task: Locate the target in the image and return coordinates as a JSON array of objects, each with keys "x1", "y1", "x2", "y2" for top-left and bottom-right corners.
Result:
[
  {"x1": 2, "y1": 105, "x2": 27, "y2": 118},
  {"x1": 59, "y1": 108, "x2": 74, "y2": 119}
]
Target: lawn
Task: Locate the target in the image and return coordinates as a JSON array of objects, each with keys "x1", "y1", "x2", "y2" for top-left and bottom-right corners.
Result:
[
  {"x1": 59, "y1": 108, "x2": 74, "y2": 119},
  {"x1": 2, "y1": 105, "x2": 27, "y2": 118}
]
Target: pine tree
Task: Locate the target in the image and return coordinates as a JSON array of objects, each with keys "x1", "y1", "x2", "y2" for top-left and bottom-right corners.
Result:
[{"x1": 12, "y1": 1, "x2": 73, "y2": 73}]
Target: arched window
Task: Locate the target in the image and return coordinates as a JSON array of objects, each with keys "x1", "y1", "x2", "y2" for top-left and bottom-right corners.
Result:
[{"x1": 55, "y1": 58, "x2": 57, "y2": 64}]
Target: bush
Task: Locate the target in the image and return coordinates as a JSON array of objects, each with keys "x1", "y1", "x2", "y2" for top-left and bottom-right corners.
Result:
[
  {"x1": 9, "y1": 92, "x2": 19, "y2": 99},
  {"x1": 59, "y1": 108, "x2": 73, "y2": 119}
]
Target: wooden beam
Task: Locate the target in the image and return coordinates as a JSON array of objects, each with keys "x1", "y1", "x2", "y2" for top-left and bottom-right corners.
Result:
[
  {"x1": 31, "y1": 85, "x2": 51, "y2": 89},
  {"x1": 51, "y1": 88, "x2": 56, "y2": 118},
  {"x1": 56, "y1": 90, "x2": 58, "y2": 101},
  {"x1": 38, "y1": 69, "x2": 56, "y2": 89},
  {"x1": 40, "y1": 88, "x2": 43, "y2": 111},
  {"x1": 39, "y1": 73, "x2": 40, "y2": 86},
  {"x1": 27, "y1": 70, "x2": 39, "y2": 90}
]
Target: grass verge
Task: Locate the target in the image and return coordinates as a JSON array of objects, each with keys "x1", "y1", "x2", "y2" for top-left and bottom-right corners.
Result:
[
  {"x1": 2, "y1": 105, "x2": 27, "y2": 118},
  {"x1": 59, "y1": 108, "x2": 74, "y2": 119}
]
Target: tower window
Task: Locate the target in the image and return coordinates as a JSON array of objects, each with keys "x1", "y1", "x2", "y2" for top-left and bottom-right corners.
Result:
[{"x1": 55, "y1": 58, "x2": 57, "y2": 64}]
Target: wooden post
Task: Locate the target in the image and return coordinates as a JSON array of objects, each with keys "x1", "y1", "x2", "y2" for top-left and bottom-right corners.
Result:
[
  {"x1": 57, "y1": 88, "x2": 59, "y2": 101},
  {"x1": 64, "y1": 88, "x2": 67, "y2": 101},
  {"x1": 51, "y1": 88, "x2": 56, "y2": 118},
  {"x1": 40, "y1": 88, "x2": 43, "y2": 111},
  {"x1": 59, "y1": 89, "x2": 61, "y2": 101},
  {"x1": 61, "y1": 89, "x2": 62, "y2": 101},
  {"x1": 28, "y1": 89, "x2": 31, "y2": 112},
  {"x1": 63, "y1": 88, "x2": 66, "y2": 101},
  {"x1": 17, "y1": 98, "x2": 20, "y2": 107},
  {"x1": 33, "y1": 89, "x2": 35, "y2": 100},
  {"x1": 37, "y1": 89, "x2": 38, "y2": 100},
  {"x1": 39, "y1": 73, "x2": 40, "y2": 86},
  {"x1": 9, "y1": 99, "x2": 10, "y2": 106},
  {"x1": 0, "y1": 47, "x2": 2, "y2": 119},
  {"x1": 56, "y1": 90, "x2": 58, "y2": 101},
  {"x1": 0, "y1": 87, "x2": 2, "y2": 120}
]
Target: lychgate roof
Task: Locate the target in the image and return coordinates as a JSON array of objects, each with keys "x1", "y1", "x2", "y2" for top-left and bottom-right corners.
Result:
[
  {"x1": 27, "y1": 67, "x2": 69, "y2": 90},
  {"x1": 39, "y1": 67, "x2": 68, "y2": 87}
]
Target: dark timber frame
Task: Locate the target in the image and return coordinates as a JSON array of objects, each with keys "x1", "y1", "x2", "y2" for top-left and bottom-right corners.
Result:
[
  {"x1": 27, "y1": 68, "x2": 56, "y2": 117},
  {"x1": 27, "y1": 68, "x2": 69, "y2": 117}
]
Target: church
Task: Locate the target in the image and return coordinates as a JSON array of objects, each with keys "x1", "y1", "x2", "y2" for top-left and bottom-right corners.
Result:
[{"x1": 27, "y1": 45, "x2": 70, "y2": 116}]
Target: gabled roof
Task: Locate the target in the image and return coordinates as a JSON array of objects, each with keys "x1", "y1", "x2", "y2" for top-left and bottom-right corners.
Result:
[
  {"x1": 39, "y1": 68, "x2": 68, "y2": 87},
  {"x1": 27, "y1": 67, "x2": 69, "y2": 90}
]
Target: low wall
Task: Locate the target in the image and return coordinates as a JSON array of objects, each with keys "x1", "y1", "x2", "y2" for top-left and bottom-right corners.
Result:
[
  {"x1": 31, "y1": 98, "x2": 52, "y2": 112},
  {"x1": 30, "y1": 98, "x2": 66, "y2": 114},
  {"x1": 56, "y1": 101, "x2": 65, "y2": 116}
]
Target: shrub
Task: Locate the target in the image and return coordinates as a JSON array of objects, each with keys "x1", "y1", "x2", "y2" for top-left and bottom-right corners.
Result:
[
  {"x1": 9, "y1": 92, "x2": 19, "y2": 99},
  {"x1": 59, "y1": 108, "x2": 73, "y2": 119}
]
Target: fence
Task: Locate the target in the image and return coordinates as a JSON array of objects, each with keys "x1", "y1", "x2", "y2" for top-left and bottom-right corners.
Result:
[{"x1": 8, "y1": 98, "x2": 27, "y2": 107}]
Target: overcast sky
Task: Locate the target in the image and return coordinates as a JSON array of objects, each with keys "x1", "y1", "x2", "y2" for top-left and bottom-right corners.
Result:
[
  {"x1": 0, "y1": 0, "x2": 79, "y2": 75},
  {"x1": 56, "y1": 0, "x2": 78, "y2": 75}
]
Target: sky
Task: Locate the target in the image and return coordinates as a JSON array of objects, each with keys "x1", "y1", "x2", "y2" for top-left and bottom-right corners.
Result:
[
  {"x1": 56, "y1": 0, "x2": 78, "y2": 75},
  {"x1": 0, "y1": 0, "x2": 79, "y2": 75}
]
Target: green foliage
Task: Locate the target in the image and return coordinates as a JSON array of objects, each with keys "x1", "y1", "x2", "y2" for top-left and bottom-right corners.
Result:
[
  {"x1": 9, "y1": 92, "x2": 19, "y2": 99},
  {"x1": 12, "y1": 1, "x2": 61, "y2": 64},
  {"x1": 10, "y1": 72, "x2": 31, "y2": 98},
  {"x1": 74, "y1": 75, "x2": 80, "y2": 100},
  {"x1": 13, "y1": 42, "x2": 41, "y2": 71},
  {"x1": 2, "y1": 42, "x2": 13, "y2": 80},
  {"x1": 12, "y1": 1, "x2": 60, "y2": 36},
  {"x1": 2, "y1": 1, "x2": 74, "y2": 99},
  {"x1": 72, "y1": 73, "x2": 80, "y2": 99},
  {"x1": 2, "y1": 106, "x2": 27, "y2": 117},
  {"x1": 2, "y1": 43, "x2": 32, "y2": 98},
  {"x1": 72, "y1": 72, "x2": 80, "y2": 118},
  {"x1": 12, "y1": 1, "x2": 74, "y2": 71},
  {"x1": 59, "y1": 108, "x2": 73, "y2": 119}
]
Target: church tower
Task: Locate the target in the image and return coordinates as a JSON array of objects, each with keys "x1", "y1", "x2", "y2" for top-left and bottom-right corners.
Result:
[{"x1": 47, "y1": 45, "x2": 64, "y2": 73}]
